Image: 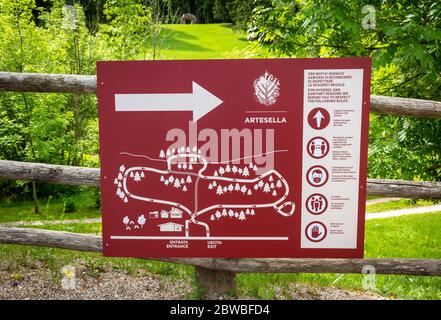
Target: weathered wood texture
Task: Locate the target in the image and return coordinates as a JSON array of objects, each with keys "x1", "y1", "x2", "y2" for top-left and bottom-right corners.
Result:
[
  {"x1": 1, "y1": 72, "x2": 441, "y2": 118},
  {"x1": 367, "y1": 178, "x2": 441, "y2": 199},
  {"x1": 1, "y1": 160, "x2": 441, "y2": 199},
  {"x1": 0, "y1": 160, "x2": 100, "y2": 187},
  {"x1": 370, "y1": 95, "x2": 441, "y2": 118},
  {"x1": 0, "y1": 72, "x2": 96, "y2": 94},
  {"x1": 0, "y1": 226, "x2": 440, "y2": 276},
  {"x1": 195, "y1": 266, "x2": 236, "y2": 297},
  {"x1": 0, "y1": 226, "x2": 101, "y2": 252}
]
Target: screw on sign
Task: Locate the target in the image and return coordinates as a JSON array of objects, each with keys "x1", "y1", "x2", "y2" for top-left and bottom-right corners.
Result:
[{"x1": 97, "y1": 58, "x2": 371, "y2": 259}]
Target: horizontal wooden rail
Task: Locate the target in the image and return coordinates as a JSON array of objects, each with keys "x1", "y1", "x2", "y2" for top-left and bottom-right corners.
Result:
[
  {"x1": 1, "y1": 72, "x2": 441, "y2": 118},
  {"x1": 370, "y1": 95, "x2": 441, "y2": 118},
  {"x1": 0, "y1": 226, "x2": 440, "y2": 276},
  {"x1": 0, "y1": 160, "x2": 100, "y2": 187},
  {"x1": 0, "y1": 72, "x2": 96, "y2": 94},
  {"x1": 0, "y1": 226, "x2": 101, "y2": 252},
  {"x1": 1, "y1": 160, "x2": 440, "y2": 199},
  {"x1": 366, "y1": 178, "x2": 441, "y2": 199}
]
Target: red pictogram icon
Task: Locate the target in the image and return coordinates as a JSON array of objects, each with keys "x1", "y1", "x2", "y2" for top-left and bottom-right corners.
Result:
[
  {"x1": 307, "y1": 136, "x2": 329, "y2": 159},
  {"x1": 305, "y1": 221, "x2": 327, "y2": 242},
  {"x1": 308, "y1": 107, "x2": 330, "y2": 130},
  {"x1": 306, "y1": 165, "x2": 329, "y2": 187},
  {"x1": 305, "y1": 193, "x2": 328, "y2": 215}
]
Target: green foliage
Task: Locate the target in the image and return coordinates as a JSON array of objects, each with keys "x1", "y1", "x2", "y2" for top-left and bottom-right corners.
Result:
[
  {"x1": 62, "y1": 199, "x2": 76, "y2": 213},
  {"x1": 212, "y1": 0, "x2": 269, "y2": 28},
  {"x1": 160, "y1": 23, "x2": 250, "y2": 59},
  {"x1": 366, "y1": 199, "x2": 434, "y2": 213},
  {"x1": 0, "y1": 1, "x2": 102, "y2": 199},
  {"x1": 159, "y1": 0, "x2": 259, "y2": 27},
  {"x1": 0, "y1": 191, "x2": 101, "y2": 223},
  {"x1": 0, "y1": 2, "x2": 252, "y2": 201},
  {"x1": 194, "y1": 0, "x2": 216, "y2": 23},
  {"x1": 159, "y1": 0, "x2": 216, "y2": 23},
  {"x1": 0, "y1": 212, "x2": 440, "y2": 299},
  {"x1": 1, "y1": 0, "x2": 440, "y2": 194},
  {"x1": 238, "y1": 212, "x2": 441, "y2": 300},
  {"x1": 212, "y1": 0, "x2": 229, "y2": 22},
  {"x1": 226, "y1": 0, "x2": 265, "y2": 30},
  {"x1": 0, "y1": 0, "x2": 164, "y2": 199},
  {"x1": 100, "y1": 0, "x2": 153, "y2": 59},
  {"x1": 249, "y1": 0, "x2": 441, "y2": 181}
]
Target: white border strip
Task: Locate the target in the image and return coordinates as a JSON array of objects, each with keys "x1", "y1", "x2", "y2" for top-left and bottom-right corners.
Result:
[{"x1": 110, "y1": 236, "x2": 289, "y2": 241}]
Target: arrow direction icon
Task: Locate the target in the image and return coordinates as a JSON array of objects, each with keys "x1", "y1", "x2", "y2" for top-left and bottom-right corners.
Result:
[
  {"x1": 313, "y1": 110, "x2": 325, "y2": 128},
  {"x1": 115, "y1": 81, "x2": 223, "y2": 122}
]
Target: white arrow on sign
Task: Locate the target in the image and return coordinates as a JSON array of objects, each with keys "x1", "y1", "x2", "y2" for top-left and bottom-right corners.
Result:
[
  {"x1": 114, "y1": 81, "x2": 223, "y2": 122},
  {"x1": 313, "y1": 110, "x2": 325, "y2": 128}
]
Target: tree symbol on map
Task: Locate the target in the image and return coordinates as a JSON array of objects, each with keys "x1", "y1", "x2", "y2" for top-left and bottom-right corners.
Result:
[
  {"x1": 114, "y1": 146, "x2": 295, "y2": 237},
  {"x1": 253, "y1": 71, "x2": 280, "y2": 107},
  {"x1": 137, "y1": 214, "x2": 146, "y2": 228}
]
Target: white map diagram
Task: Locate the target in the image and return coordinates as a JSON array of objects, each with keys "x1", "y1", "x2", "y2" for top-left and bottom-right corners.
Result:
[{"x1": 112, "y1": 146, "x2": 295, "y2": 241}]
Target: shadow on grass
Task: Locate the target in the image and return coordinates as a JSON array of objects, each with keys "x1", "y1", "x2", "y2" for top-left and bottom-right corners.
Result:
[{"x1": 161, "y1": 29, "x2": 213, "y2": 53}]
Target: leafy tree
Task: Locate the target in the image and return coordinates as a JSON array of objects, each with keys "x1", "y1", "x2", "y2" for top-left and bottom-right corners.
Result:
[
  {"x1": 41, "y1": 3, "x2": 100, "y2": 166},
  {"x1": 194, "y1": 0, "x2": 216, "y2": 23},
  {"x1": 249, "y1": 0, "x2": 441, "y2": 182},
  {"x1": 100, "y1": 0, "x2": 152, "y2": 60},
  {"x1": 0, "y1": 1, "x2": 102, "y2": 207},
  {"x1": 213, "y1": 0, "x2": 230, "y2": 22},
  {"x1": 137, "y1": 214, "x2": 146, "y2": 227},
  {"x1": 227, "y1": 0, "x2": 270, "y2": 29},
  {"x1": 0, "y1": 0, "x2": 46, "y2": 212}
]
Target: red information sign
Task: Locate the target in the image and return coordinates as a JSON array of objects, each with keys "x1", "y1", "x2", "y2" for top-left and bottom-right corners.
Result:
[{"x1": 97, "y1": 58, "x2": 371, "y2": 258}]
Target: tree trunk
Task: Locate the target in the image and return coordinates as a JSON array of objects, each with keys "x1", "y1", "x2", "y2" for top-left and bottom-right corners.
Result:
[{"x1": 31, "y1": 181, "x2": 40, "y2": 214}]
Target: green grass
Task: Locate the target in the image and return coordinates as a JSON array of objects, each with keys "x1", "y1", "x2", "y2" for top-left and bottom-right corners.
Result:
[
  {"x1": 157, "y1": 24, "x2": 251, "y2": 59},
  {"x1": 1, "y1": 23, "x2": 439, "y2": 300},
  {"x1": 2, "y1": 194, "x2": 435, "y2": 222},
  {"x1": 0, "y1": 222, "x2": 196, "y2": 296},
  {"x1": 0, "y1": 222, "x2": 194, "y2": 291},
  {"x1": 364, "y1": 212, "x2": 441, "y2": 259},
  {"x1": 1, "y1": 212, "x2": 440, "y2": 299},
  {"x1": 0, "y1": 194, "x2": 101, "y2": 223},
  {"x1": 238, "y1": 212, "x2": 441, "y2": 300},
  {"x1": 0, "y1": 244, "x2": 194, "y2": 282},
  {"x1": 25, "y1": 222, "x2": 102, "y2": 234},
  {"x1": 366, "y1": 199, "x2": 436, "y2": 213}
]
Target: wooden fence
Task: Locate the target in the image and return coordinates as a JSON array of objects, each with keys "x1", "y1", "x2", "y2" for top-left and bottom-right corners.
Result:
[{"x1": 1, "y1": 71, "x2": 441, "y2": 296}]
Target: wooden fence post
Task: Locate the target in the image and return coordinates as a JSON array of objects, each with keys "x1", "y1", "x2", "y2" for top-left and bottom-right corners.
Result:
[{"x1": 195, "y1": 266, "x2": 236, "y2": 298}]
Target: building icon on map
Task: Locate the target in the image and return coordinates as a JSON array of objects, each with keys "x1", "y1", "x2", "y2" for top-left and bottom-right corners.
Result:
[{"x1": 158, "y1": 222, "x2": 184, "y2": 232}]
